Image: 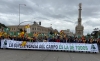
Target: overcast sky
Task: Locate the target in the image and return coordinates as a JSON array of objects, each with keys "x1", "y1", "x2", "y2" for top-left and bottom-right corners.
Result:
[{"x1": 0, "y1": 0, "x2": 100, "y2": 35}]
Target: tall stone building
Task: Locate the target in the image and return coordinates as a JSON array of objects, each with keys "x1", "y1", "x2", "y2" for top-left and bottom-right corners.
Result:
[
  {"x1": 1, "y1": 21, "x2": 58, "y2": 34},
  {"x1": 62, "y1": 29, "x2": 74, "y2": 36},
  {"x1": 75, "y1": 3, "x2": 84, "y2": 37}
]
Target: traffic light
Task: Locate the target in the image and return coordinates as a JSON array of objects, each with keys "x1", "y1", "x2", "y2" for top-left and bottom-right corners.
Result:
[
  {"x1": 50, "y1": 31, "x2": 53, "y2": 35},
  {"x1": 19, "y1": 28, "x2": 23, "y2": 32}
]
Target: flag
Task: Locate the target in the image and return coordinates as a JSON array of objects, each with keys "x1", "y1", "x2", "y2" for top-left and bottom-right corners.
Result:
[
  {"x1": 60, "y1": 30, "x2": 64, "y2": 35},
  {"x1": 13, "y1": 32, "x2": 19, "y2": 37},
  {"x1": 28, "y1": 33, "x2": 33, "y2": 37},
  {"x1": 9, "y1": 32, "x2": 14, "y2": 36},
  {"x1": 78, "y1": 35, "x2": 81, "y2": 38},
  {"x1": 19, "y1": 32, "x2": 24, "y2": 37},
  {"x1": 4, "y1": 28, "x2": 10, "y2": 32},
  {"x1": 21, "y1": 41, "x2": 27, "y2": 47},
  {"x1": 34, "y1": 33, "x2": 37, "y2": 37},
  {"x1": 98, "y1": 35, "x2": 100, "y2": 38},
  {"x1": 25, "y1": 24, "x2": 30, "y2": 28},
  {"x1": 0, "y1": 32, "x2": 3, "y2": 37}
]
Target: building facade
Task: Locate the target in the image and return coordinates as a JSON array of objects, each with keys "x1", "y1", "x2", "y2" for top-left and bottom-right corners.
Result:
[
  {"x1": 75, "y1": 3, "x2": 84, "y2": 37},
  {"x1": 62, "y1": 29, "x2": 74, "y2": 36},
  {"x1": 1, "y1": 21, "x2": 58, "y2": 34}
]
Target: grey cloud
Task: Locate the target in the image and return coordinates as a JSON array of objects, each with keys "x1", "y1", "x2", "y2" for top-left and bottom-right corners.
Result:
[
  {"x1": 0, "y1": 0, "x2": 100, "y2": 35},
  {"x1": 0, "y1": 0, "x2": 21, "y2": 14},
  {"x1": 34, "y1": 17, "x2": 49, "y2": 20},
  {"x1": 83, "y1": 20, "x2": 100, "y2": 27}
]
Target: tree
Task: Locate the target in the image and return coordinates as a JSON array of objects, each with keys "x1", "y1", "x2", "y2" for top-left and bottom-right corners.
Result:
[
  {"x1": 0, "y1": 23, "x2": 7, "y2": 28},
  {"x1": 87, "y1": 33, "x2": 91, "y2": 38},
  {"x1": 91, "y1": 28, "x2": 99, "y2": 38}
]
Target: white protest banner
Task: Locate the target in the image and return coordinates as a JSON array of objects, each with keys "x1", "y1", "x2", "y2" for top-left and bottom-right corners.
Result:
[{"x1": 1, "y1": 40, "x2": 99, "y2": 53}]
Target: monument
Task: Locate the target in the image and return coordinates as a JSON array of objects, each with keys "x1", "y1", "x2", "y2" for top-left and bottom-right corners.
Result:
[{"x1": 75, "y1": 3, "x2": 84, "y2": 37}]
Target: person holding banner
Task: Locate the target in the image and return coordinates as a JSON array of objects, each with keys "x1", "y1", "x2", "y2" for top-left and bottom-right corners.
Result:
[
  {"x1": 90, "y1": 38, "x2": 93, "y2": 44},
  {"x1": 56, "y1": 36, "x2": 60, "y2": 42},
  {"x1": 98, "y1": 38, "x2": 100, "y2": 50},
  {"x1": 82, "y1": 39, "x2": 86, "y2": 43},
  {"x1": 43, "y1": 36, "x2": 47, "y2": 42},
  {"x1": 32, "y1": 37, "x2": 36, "y2": 42},
  {"x1": 0, "y1": 36, "x2": 1, "y2": 48},
  {"x1": 62, "y1": 37, "x2": 66, "y2": 43},
  {"x1": 66, "y1": 37, "x2": 68, "y2": 43}
]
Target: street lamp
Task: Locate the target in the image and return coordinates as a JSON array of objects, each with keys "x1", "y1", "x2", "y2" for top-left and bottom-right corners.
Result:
[{"x1": 19, "y1": 4, "x2": 26, "y2": 25}]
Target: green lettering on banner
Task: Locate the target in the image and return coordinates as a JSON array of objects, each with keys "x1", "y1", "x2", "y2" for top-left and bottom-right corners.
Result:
[
  {"x1": 59, "y1": 45, "x2": 63, "y2": 49},
  {"x1": 64, "y1": 45, "x2": 69, "y2": 50},
  {"x1": 76, "y1": 46, "x2": 88, "y2": 51},
  {"x1": 76, "y1": 46, "x2": 82, "y2": 50},
  {"x1": 79, "y1": 46, "x2": 82, "y2": 50},
  {"x1": 82, "y1": 46, "x2": 85, "y2": 50},
  {"x1": 85, "y1": 46, "x2": 88, "y2": 50},
  {"x1": 76, "y1": 46, "x2": 78, "y2": 50},
  {"x1": 70, "y1": 46, "x2": 74, "y2": 50}
]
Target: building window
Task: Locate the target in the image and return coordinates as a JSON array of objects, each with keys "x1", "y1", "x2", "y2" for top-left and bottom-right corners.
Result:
[
  {"x1": 14, "y1": 28, "x2": 15, "y2": 30},
  {"x1": 32, "y1": 28, "x2": 34, "y2": 30},
  {"x1": 2, "y1": 28, "x2": 3, "y2": 31}
]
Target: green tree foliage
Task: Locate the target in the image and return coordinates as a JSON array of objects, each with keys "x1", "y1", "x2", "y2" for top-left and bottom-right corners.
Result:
[
  {"x1": 0, "y1": 23, "x2": 7, "y2": 28},
  {"x1": 91, "y1": 28, "x2": 100, "y2": 38}
]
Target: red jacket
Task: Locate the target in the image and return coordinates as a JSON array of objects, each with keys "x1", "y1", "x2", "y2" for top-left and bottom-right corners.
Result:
[{"x1": 56, "y1": 39, "x2": 60, "y2": 42}]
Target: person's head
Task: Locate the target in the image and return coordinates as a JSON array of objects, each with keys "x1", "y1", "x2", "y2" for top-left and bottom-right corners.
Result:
[{"x1": 57, "y1": 36, "x2": 60, "y2": 39}]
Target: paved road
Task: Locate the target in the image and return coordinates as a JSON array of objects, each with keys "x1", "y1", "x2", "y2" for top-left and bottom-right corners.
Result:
[{"x1": 0, "y1": 49, "x2": 100, "y2": 61}]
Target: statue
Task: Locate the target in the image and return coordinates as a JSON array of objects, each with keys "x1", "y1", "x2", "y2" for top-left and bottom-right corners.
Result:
[
  {"x1": 79, "y1": 3, "x2": 82, "y2": 9},
  {"x1": 75, "y1": 3, "x2": 84, "y2": 37},
  {"x1": 34, "y1": 21, "x2": 37, "y2": 24}
]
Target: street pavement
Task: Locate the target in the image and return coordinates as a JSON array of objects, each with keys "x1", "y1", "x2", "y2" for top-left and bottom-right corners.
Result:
[{"x1": 0, "y1": 49, "x2": 100, "y2": 61}]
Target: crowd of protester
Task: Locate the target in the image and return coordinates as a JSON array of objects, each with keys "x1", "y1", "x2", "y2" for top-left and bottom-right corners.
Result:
[
  {"x1": 0, "y1": 35, "x2": 100, "y2": 50},
  {"x1": 0, "y1": 35, "x2": 100, "y2": 43}
]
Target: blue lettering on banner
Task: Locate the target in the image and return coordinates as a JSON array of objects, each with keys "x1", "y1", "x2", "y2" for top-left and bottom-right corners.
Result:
[
  {"x1": 39, "y1": 45, "x2": 45, "y2": 49},
  {"x1": 26, "y1": 44, "x2": 38, "y2": 48},
  {"x1": 46, "y1": 45, "x2": 58, "y2": 49}
]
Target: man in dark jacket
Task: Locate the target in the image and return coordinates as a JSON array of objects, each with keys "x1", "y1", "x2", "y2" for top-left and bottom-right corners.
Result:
[{"x1": 56, "y1": 36, "x2": 60, "y2": 42}]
